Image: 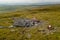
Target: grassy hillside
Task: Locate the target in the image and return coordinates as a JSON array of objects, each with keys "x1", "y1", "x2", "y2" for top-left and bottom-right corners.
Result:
[{"x1": 0, "y1": 4, "x2": 60, "y2": 40}]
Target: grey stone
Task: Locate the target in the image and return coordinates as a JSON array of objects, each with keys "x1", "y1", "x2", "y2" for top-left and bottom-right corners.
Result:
[
  {"x1": 13, "y1": 18, "x2": 40, "y2": 27},
  {"x1": 0, "y1": 26, "x2": 4, "y2": 28}
]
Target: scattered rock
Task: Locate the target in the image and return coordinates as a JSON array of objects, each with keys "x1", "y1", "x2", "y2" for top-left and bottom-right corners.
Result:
[
  {"x1": 13, "y1": 18, "x2": 41, "y2": 27},
  {"x1": 9, "y1": 25, "x2": 14, "y2": 28}
]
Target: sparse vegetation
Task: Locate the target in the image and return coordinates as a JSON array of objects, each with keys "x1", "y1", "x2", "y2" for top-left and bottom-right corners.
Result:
[{"x1": 0, "y1": 5, "x2": 60, "y2": 40}]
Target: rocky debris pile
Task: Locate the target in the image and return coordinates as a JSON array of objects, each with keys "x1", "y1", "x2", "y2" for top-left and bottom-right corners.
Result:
[{"x1": 13, "y1": 18, "x2": 40, "y2": 27}]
